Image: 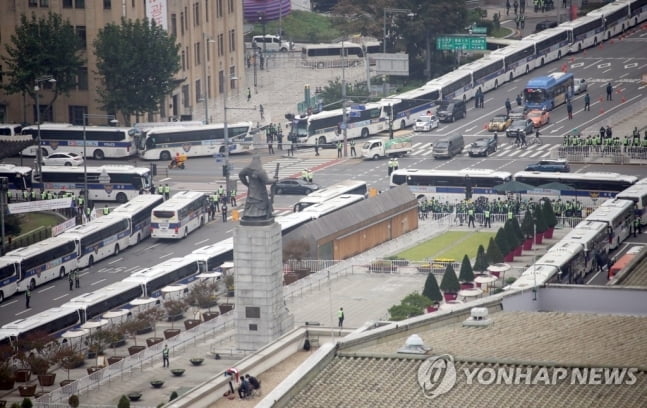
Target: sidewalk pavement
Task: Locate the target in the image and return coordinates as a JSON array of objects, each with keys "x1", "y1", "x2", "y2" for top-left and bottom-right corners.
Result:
[{"x1": 1, "y1": 219, "x2": 572, "y2": 407}]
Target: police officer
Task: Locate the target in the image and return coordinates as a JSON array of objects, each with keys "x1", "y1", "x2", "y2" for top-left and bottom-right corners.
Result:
[
  {"x1": 484, "y1": 208, "x2": 491, "y2": 228},
  {"x1": 307, "y1": 169, "x2": 313, "y2": 183},
  {"x1": 222, "y1": 201, "x2": 228, "y2": 223},
  {"x1": 302, "y1": 168, "x2": 308, "y2": 182},
  {"x1": 584, "y1": 92, "x2": 591, "y2": 111},
  {"x1": 103, "y1": 205, "x2": 110, "y2": 215},
  {"x1": 75, "y1": 270, "x2": 80, "y2": 288},
  {"x1": 467, "y1": 206, "x2": 475, "y2": 228},
  {"x1": 25, "y1": 288, "x2": 31, "y2": 309},
  {"x1": 387, "y1": 158, "x2": 394, "y2": 176},
  {"x1": 350, "y1": 140, "x2": 356, "y2": 157},
  {"x1": 230, "y1": 188, "x2": 237, "y2": 206},
  {"x1": 336, "y1": 141, "x2": 342, "y2": 158},
  {"x1": 393, "y1": 158, "x2": 399, "y2": 172},
  {"x1": 69, "y1": 271, "x2": 74, "y2": 291},
  {"x1": 163, "y1": 183, "x2": 170, "y2": 200}
]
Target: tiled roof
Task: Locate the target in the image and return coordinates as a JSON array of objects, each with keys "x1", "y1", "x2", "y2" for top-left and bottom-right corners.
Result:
[
  {"x1": 617, "y1": 256, "x2": 647, "y2": 287},
  {"x1": 357, "y1": 311, "x2": 647, "y2": 368},
  {"x1": 284, "y1": 356, "x2": 647, "y2": 408}
]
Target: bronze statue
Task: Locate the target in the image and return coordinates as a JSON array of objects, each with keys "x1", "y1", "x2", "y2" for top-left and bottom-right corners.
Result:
[{"x1": 238, "y1": 155, "x2": 276, "y2": 225}]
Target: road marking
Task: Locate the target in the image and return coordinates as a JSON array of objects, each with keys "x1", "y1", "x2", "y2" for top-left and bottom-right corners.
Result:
[
  {"x1": 621, "y1": 58, "x2": 633, "y2": 64},
  {"x1": 570, "y1": 62, "x2": 584, "y2": 68},
  {"x1": 15, "y1": 309, "x2": 30, "y2": 316},
  {"x1": 145, "y1": 244, "x2": 160, "y2": 250},
  {"x1": 97, "y1": 267, "x2": 108, "y2": 273},
  {"x1": 586, "y1": 270, "x2": 602, "y2": 285},
  {"x1": 0, "y1": 300, "x2": 17, "y2": 308},
  {"x1": 624, "y1": 62, "x2": 639, "y2": 69},
  {"x1": 108, "y1": 257, "x2": 123, "y2": 265},
  {"x1": 602, "y1": 68, "x2": 612, "y2": 74},
  {"x1": 507, "y1": 149, "x2": 522, "y2": 157},
  {"x1": 619, "y1": 73, "x2": 629, "y2": 78},
  {"x1": 584, "y1": 59, "x2": 603, "y2": 69},
  {"x1": 37, "y1": 285, "x2": 55, "y2": 294},
  {"x1": 159, "y1": 177, "x2": 172, "y2": 182},
  {"x1": 551, "y1": 126, "x2": 564, "y2": 133},
  {"x1": 91, "y1": 278, "x2": 107, "y2": 286},
  {"x1": 159, "y1": 252, "x2": 174, "y2": 259},
  {"x1": 53, "y1": 294, "x2": 69, "y2": 301},
  {"x1": 465, "y1": 126, "x2": 476, "y2": 132},
  {"x1": 194, "y1": 238, "x2": 209, "y2": 246}
]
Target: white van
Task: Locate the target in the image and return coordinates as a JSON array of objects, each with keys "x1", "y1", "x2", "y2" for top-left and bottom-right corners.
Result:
[{"x1": 252, "y1": 35, "x2": 292, "y2": 52}]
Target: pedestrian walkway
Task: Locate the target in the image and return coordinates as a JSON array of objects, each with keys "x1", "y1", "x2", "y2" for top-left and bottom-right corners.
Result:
[{"x1": 407, "y1": 141, "x2": 557, "y2": 159}]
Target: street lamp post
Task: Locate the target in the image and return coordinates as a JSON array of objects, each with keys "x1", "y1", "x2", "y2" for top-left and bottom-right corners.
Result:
[
  {"x1": 34, "y1": 76, "x2": 56, "y2": 189},
  {"x1": 83, "y1": 113, "x2": 118, "y2": 218},
  {"x1": 383, "y1": 8, "x2": 414, "y2": 53}
]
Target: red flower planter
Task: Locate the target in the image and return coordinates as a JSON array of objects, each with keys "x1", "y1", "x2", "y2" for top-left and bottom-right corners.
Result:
[
  {"x1": 514, "y1": 245, "x2": 523, "y2": 256},
  {"x1": 504, "y1": 252, "x2": 514, "y2": 262},
  {"x1": 544, "y1": 227, "x2": 555, "y2": 239},
  {"x1": 523, "y1": 238, "x2": 533, "y2": 251},
  {"x1": 535, "y1": 234, "x2": 544, "y2": 245},
  {"x1": 443, "y1": 292, "x2": 457, "y2": 302},
  {"x1": 460, "y1": 282, "x2": 474, "y2": 290}
]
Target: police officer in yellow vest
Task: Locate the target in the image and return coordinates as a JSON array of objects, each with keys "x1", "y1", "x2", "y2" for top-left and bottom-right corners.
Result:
[
  {"x1": 307, "y1": 169, "x2": 313, "y2": 183},
  {"x1": 302, "y1": 169, "x2": 308, "y2": 181},
  {"x1": 103, "y1": 205, "x2": 110, "y2": 216},
  {"x1": 467, "y1": 206, "x2": 475, "y2": 228},
  {"x1": 484, "y1": 208, "x2": 491, "y2": 228},
  {"x1": 157, "y1": 184, "x2": 164, "y2": 196},
  {"x1": 163, "y1": 184, "x2": 170, "y2": 200}
]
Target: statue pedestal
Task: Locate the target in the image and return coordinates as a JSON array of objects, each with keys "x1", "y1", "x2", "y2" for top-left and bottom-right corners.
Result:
[{"x1": 234, "y1": 221, "x2": 293, "y2": 351}]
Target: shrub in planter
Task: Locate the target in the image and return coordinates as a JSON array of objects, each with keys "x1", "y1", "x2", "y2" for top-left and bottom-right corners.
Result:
[
  {"x1": 14, "y1": 369, "x2": 31, "y2": 383},
  {"x1": 473, "y1": 244, "x2": 489, "y2": 273},
  {"x1": 218, "y1": 303, "x2": 234, "y2": 314},
  {"x1": 107, "y1": 356, "x2": 125, "y2": 365},
  {"x1": 146, "y1": 337, "x2": 164, "y2": 347},
  {"x1": 189, "y1": 358, "x2": 204, "y2": 366},
  {"x1": 86, "y1": 366, "x2": 102, "y2": 375},
  {"x1": 0, "y1": 362, "x2": 15, "y2": 390},
  {"x1": 150, "y1": 380, "x2": 164, "y2": 389},
  {"x1": 68, "y1": 394, "x2": 80, "y2": 408},
  {"x1": 458, "y1": 254, "x2": 475, "y2": 283},
  {"x1": 183, "y1": 319, "x2": 201, "y2": 330},
  {"x1": 117, "y1": 395, "x2": 130, "y2": 408},
  {"x1": 169, "y1": 391, "x2": 179, "y2": 401},
  {"x1": 163, "y1": 300, "x2": 189, "y2": 328},
  {"x1": 20, "y1": 398, "x2": 32, "y2": 408},
  {"x1": 163, "y1": 329, "x2": 181, "y2": 339},
  {"x1": 18, "y1": 384, "x2": 36, "y2": 397},
  {"x1": 422, "y1": 273, "x2": 443, "y2": 304},
  {"x1": 440, "y1": 264, "x2": 460, "y2": 295},
  {"x1": 202, "y1": 311, "x2": 219, "y2": 321},
  {"x1": 170, "y1": 368, "x2": 185, "y2": 377},
  {"x1": 127, "y1": 346, "x2": 146, "y2": 356},
  {"x1": 127, "y1": 392, "x2": 142, "y2": 402},
  {"x1": 486, "y1": 237, "x2": 504, "y2": 265}
]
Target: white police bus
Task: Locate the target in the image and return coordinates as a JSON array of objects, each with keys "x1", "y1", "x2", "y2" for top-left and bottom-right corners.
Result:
[
  {"x1": 150, "y1": 191, "x2": 210, "y2": 239},
  {"x1": 108, "y1": 194, "x2": 164, "y2": 245},
  {"x1": 60, "y1": 215, "x2": 131, "y2": 268}
]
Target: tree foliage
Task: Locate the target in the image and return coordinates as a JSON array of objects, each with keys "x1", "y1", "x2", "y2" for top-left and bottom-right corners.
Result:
[
  {"x1": 473, "y1": 244, "x2": 489, "y2": 272},
  {"x1": 504, "y1": 220, "x2": 521, "y2": 250},
  {"x1": 542, "y1": 200, "x2": 558, "y2": 228},
  {"x1": 319, "y1": 78, "x2": 370, "y2": 108},
  {"x1": 511, "y1": 216, "x2": 525, "y2": 243},
  {"x1": 1, "y1": 12, "x2": 84, "y2": 115},
  {"x1": 388, "y1": 292, "x2": 432, "y2": 321},
  {"x1": 534, "y1": 205, "x2": 548, "y2": 234},
  {"x1": 494, "y1": 227, "x2": 510, "y2": 256},
  {"x1": 486, "y1": 237, "x2": 504, "y2": 265},
  {"x1": 117, "y1": 395, "x2": 130, "y2": 408},
  {"x1": 458, "y1": 254, "x2": 475, "y2": 282},
  {"x1": 440, "y1": 264, "x2": 460, "y2": 293},
  {"x1": 94, "y1": 18, "x2": 181, "y2": 124},
  {"x1": 521, "y1": 209, "x2": 535, "y2": 238},
  {"x1": 422, "y1": 273, "x2": 443, "y2": 302}
]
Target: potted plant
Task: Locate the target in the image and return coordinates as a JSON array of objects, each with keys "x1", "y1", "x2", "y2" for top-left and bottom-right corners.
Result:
[
  {"x1": 472, "y1": 244, "x2": 489, "y2": 274},
  {"x1": 0, "y1": 361, "x2": 15, "y2": 390},
  {"x1": 458, "y1": 254, "x2": 475, "y2": 288},
  {"x1": 421, "y1": 273, "x2": 443, "y2": 312},
  {"x1": 495, "y1": 227, "x2": 513, "y2": 262},
  {"x1": 127, "y1": 392, "x2": 142, "y2": 402},
  {"x1": 224, "y1": 274, "x2": 235, "y2": 297},
  {"x1": 185, "y1": 280, "x2": 219, "y2": 321},
  {"x1": 150, "y1": 379, "x2": 164, "y2": 389},
  {"x1": 440, "y1": 264, "x2": 460, "y2": 301},
  {"x1": 170, "y1": 368, "x2": 185, "y2": 377},
  {"x1": 121, "y1": 319, "x2": 148, "y2": 356},
  {"x1": 118, "y1": 395, "x2": 131, "y2": 408},
  {"x1": 68, "y1": 394, "x2": 80, "y2": 408},
  {"x1": 534, "y1": 206, "x2": 548, "y2": 244},
  {"x1": 486, "y1": 237, "x2": 504, "y2": 267},
  {"x1": 189, "y1": 358, "x2": 204, "y2": 366},
  {"x1": 521, "y1": 209, "x2": 535, "y2": 250},
  {"x1": 511, "y1": 217, "x2": 525, "y2": 255},
  {"x1": 163, "y1": 300, "x2": 188, "y2": 339},
  {"x1": 55, "y1": 345, "x2": 84, "y2": 386},
  {"x1": 18, "y1": 384, "x2": 37, "y2": 397},
  {"x1": 542, "y1": 200, "x2": 558, "y2": 238}
]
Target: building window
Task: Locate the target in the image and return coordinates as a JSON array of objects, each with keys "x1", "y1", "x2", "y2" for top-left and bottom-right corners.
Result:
[
  {"x1": 77, "y1": 67, "x2": 88, "y2": 90},
  {"x1": 195, "y1": 42, "x2": 201, "y2": 66},
  {"x1": 205, "y1": 0, "x2": 209, "y2": 22},
  {"x1": 207, "y1": 75, "x2": 211, "y2": 98},
  {"x1": 218, "y1": 70, "x2": 224, "y2": 94},
  {"x1": 193, "y1": 3, "x2": 200, "y2": 26},
  {"x1": 29, "y1": 0, "x2": 38, "y2": 7},
  {"x1": 75, "y1": 0, "x2": 85, "y2": 8},
  {"x1": 217, "y1": 0, "x2": 223, "y2": 17},
  {"x1": 229, "y1": 66, "x2": 236, "y2": 90},
  {"x1": 186, "y1": 46, "x2": 190, "y2": 68},
  {"x1": 185, "y1": 7, "x2": 189, "y2": 30},
  {"x1": 68, "y1": 106, "x2": 87, "y2": 125},
  {"x1": 180, "y1": 12, "x2": 184, "y2": 35},
  {"x1": 195, "y1": 79, "x2": 202, "y2": 102},
  {"x1": 182, "y1": 84, "x2": 190, "y2": 107},
  {"x1": 62, "y1": 0, "x2": 72, "y2": 7},
  {"x1": 103, "y1": 0, "x2": 111, "y2": 9},
  {"x1": 245, "y1": 307, "x2": 260, "y2": 319},
  {"x1": 218, "y1": 34, "x2": 224, "y2": 56},
  {"x1": 229, "y1": 29, "x2": 236, "y2": 52},
  {"x1": 40, "y1": 0, "x2": 49, "y2": 7},
  {"x1": 171, "y1": 14, "x2": 177, "y2": 37},
  {"x1": 181, "y1": 50, "x2": 186, "y2": 70},
  {"x1": 228, "y1": 0, "x2": 234, "y2": 13},
  {"x1": 76, "y1": 26, "x2": 87, "y2": 48}
]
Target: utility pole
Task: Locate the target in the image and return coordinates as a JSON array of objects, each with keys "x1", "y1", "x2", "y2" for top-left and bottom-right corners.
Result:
[
  {"x1": 0, "y1": 177, "x2": 7, "y2": 255},
  {"x1": 341, "y1": 40, "x2": 348, "y2": 157}
]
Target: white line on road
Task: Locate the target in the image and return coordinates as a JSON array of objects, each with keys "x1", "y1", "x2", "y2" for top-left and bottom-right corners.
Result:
[
  {"x1": 0, "y1": 300, "x2": 17, "y2": 308},
  {"x1": 226, "y1": 228, "x2": 234, "y2": 233},
  {"x1": 619, "y1": 73, "x2": 629, "y2": 78},
  {"x1": 583, "y1": 59, "x2": 603, "y2": 70},
  {"x1": 159, "y1": 252, "x2": 174, "y2": 259},
  {"x1": 37, "y1": 285, "x2": 55, "y2": 294},
  {"x1": 621, "y1": 58, "x2": 633, "y2": 64},
  {"x1": 53, "y1": 294, "x2": 69, "y2": 301},
  {"x1": 15, "y1": 309, "x2": 30, "y2": 316},
  {"x1": 551, "y1": 126, "x2": 564, "y2": 133},
  {"x1": 602, "y1": 68, "x2": 612, "y2": 74},
  {"x1": 530, "y1": 150, "x2": 545, "y2": 158},
  {"x1": 194, "y1": 238, "x2": 209, "y2": 246},
  {"x1": 108, "y1": 257, "x2": 123, "y2": 265},
  {"x1": 145, "y1": 244, "x2": 160, "y2": 250},
  {"x1": 91, "y1": 278, "x2": 107, "y2": 286},
  {"x1": 125, "y1": 266, "x2": 141, "y2": 273},
  {"x1": 465, "y1": 126, "x2": 476, "y2": 132},
  {"x1": 586, "y1": 270, "x2": 602, "y2": 285}
]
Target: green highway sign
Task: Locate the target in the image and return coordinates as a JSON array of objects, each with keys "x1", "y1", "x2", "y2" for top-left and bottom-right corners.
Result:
[{"x1": 436, "y1": 35, "x2": 487, "y2": 51}]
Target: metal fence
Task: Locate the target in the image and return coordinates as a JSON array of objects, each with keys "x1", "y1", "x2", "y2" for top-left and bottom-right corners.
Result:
[
  {"x1": 35, "y1": 313, "x2": 234, "y2": 407},
  {"x1": 419, "y1": 212, "x2": 583, "y2": 230},
  {"x1": 553, "y1": 146, "x2": 647, "y2": 164}
]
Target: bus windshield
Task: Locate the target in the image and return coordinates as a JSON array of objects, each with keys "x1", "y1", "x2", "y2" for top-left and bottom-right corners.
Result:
[{"x1": 524, "y1": 88, "x2": 548, "y2": 104}]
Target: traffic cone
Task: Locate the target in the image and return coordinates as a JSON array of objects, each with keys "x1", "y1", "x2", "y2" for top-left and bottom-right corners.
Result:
[
  {"x1": 599, "y1": 107, "x2": 605, "y2": 115},
  {"x1": 483, "y1": 123, "x2": 488, "y2": 130},
  {"x1": 622, "y1": 96, "x2": 626, "y2": 103},
  {"x1": 598, "y1": 97, "x2": 603, "y2": 103},
  {"x1": 570, "y1": 57, "x2": 574, "y2": 63}
]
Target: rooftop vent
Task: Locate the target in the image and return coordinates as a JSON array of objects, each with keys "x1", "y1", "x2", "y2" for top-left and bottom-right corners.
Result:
[
  {"x1": 463, "y1": 307, "x2": 492, "y2": 327},
  {"x1": 397, "y1": 334, "x2": 431, "y2": 354}
]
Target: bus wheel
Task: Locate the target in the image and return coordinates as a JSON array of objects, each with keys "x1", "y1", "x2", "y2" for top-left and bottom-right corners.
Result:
[
  {"x1": 116, "y1": 192, "x2": 128, "y2": 203},
  {"x1": 136, "y1": 233, "x2": 141, "y2": 244},
  {"x1": 494, "y1": 80, "x2": 499, "y2": 89},
  {"x1": 160, "y1": 151, "x2": 172, "y2": 161},
  {"x1": 200, "y1": 216, "x2": 204, "y2": 227},
  {"x1": 318, "y1": 136, "x2": 326, "y2": 145},
  {"x1": 509, "y1": 73, "x2": 513, "y2": 82},
  {"x1": 399, "y1": 120, "x2": 406, "y2": 130},
  {"x1": 361, "y1": 128, "x2": 369, "y2": 138},
  {"x1": 114, "y1": 244, "x2": 120, "y2": 256},
  {"x1": 0, "y1": 291, "x2": 3, "y2": 303},
  {"x1": 183, "y1": 228, "x2": 188, "y2": 238},
  {"x1": 30, "y1": 279, "x2": 36, "y2": 290},
  {"x1": 558, "y1": 51, "x2": 562, "y2": 59},
  {"x1": 525, "y1": 66, "x2": 529, "y2": 75},
  {"x1": 89, "y1": 256, "x2": 95, "y2": 266},
  {"x1": 93, "y1": 150, "x2": 105, "y2": 160},
  {"x1": 59, "y1": 268, "x2": 65, "y2": 279}
]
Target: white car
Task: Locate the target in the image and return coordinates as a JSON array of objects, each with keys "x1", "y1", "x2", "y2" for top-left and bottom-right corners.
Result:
[
  {"x1": 573, "y1": 78, "x2": 587, "y2": 95},
  {"x1": 39, "y1": 152, "x2": 84, "y2": 166},
  {"x1": 251, "y1": 35, "x2": 292, "y2": 52},
  {"x1": 413, "y1": 115, "x2": 439, "y2": 132}
]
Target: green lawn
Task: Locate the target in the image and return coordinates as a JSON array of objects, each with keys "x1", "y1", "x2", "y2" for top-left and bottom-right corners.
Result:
[
  {"x1": 396, "y1": 231, "x2": 496, "y2": 262},
  {"x1": 18, "y1": 212, "x2": 61, "y2": 234}
]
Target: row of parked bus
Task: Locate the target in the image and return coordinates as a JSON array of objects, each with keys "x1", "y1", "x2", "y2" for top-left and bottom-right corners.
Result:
[
  {"x1": 509, "y1": 178, "x2": 647, "y2": 290},
  {"x1": 287, "y1": 0, "x2": 647, "y2": 147},
  {"x1": 0, "y1": 181, "x2": 370, "y2": 346}
]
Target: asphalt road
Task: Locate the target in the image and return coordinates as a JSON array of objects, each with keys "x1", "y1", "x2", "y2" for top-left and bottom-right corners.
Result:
[{"x1": 1, "y1": 26, "x2": 646, "y2": 325}]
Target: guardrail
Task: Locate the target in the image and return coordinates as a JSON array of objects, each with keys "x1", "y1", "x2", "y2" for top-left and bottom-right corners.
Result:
[
  {"x1": 553, "y1": 146, "x2": 647, "y2": 164},
  {"x1": 35, "y1": 313, "x2": 234, "y2": 406}
]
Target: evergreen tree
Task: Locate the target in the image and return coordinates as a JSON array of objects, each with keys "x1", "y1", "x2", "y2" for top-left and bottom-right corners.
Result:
[
  {"x1": 94, "y1": 18, "x2": 181, "y2": 124},
  {"x1": 534, "y1": 205, "x2": 548, "y2": 234},
  {"x1": 542, "y1": 199, "x2": 558, "y2": 228},
  {"x1": 511, "y1": 216, "x2": 525, "y2": 243},
  {"x1": 521, "y1": 209, "x2": 535, "y2": 238},
  {"x1": 504, "y1": 220, "x2": 521, "y2": 250},
  {"x1": 473, "y1": 244, "x2": 489, "y2": 272},
  {"x1": 458, "y1": 254, "x2": 475, "y2": 282},
  {"x1": 486, "y1": 237, "x2": 504, "y2": 264},
  {"x1": 117, "y1": 395, "x2": 130, "y2": 408},
  {"x1": 440, "y1": 264, "x2": 460, "y2": 293},
  {"x1": 495, "y1": 227, "x2": 510, "y2": 256},
  {"x1": 422, "y1": 273, "x2": 443, "y2": 303}
]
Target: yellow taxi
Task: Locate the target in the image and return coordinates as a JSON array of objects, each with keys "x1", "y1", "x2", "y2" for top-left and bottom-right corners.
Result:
[{"x1": 487, "y1": 114, "x2": 512, "y2": 132}]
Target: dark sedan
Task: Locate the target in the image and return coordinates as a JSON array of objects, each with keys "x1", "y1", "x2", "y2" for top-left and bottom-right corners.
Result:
[
  {"x1": 525, "y1": 159, "x2": 570, "y2": 172},
  {"x1": 506, "y1": 119, "x2": 534, "y2": 138},
  {"x1": 271, "y1": 178, "x2": 320, "y2": 195},
  {"x1": 468, "y1": 136, "x2": 497, "y2": 157}
]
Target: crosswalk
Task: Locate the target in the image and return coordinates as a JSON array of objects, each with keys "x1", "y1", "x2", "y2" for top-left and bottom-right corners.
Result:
[
  {"x1": 262, "y1": 157, "x2": 334, "y2": 179},
  {"x1": 407, "y1": 141, "x2": 557, "y2": 158}
]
